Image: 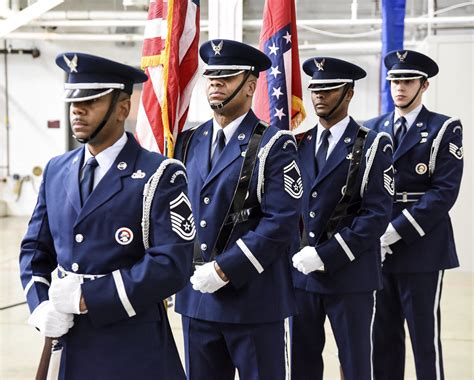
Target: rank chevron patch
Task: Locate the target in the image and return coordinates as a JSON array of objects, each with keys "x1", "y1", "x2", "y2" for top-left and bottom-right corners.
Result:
[
  {"x1": 169, "y1": 192, "x2": 196, "y2": 241},
  {"x1": 449, "y1": 143, "x2": 463, "y2": 160},
  {"x1": 283, "y1": 160, "x2": 303, "y2": 199},
  {"x1": 383, "y1": 165, "x2": 395, "y2": 196}
]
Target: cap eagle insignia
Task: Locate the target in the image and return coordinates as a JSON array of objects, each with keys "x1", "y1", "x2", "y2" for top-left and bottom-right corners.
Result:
[
  {"x1": 396, "y1": 51, "x2": 408, "y2": 62},
  {"x1": 63, "y1": 54, "x2": 78, "y2": 73},
  {"x1": 314, "y1": 58, "x2": 325, "y2": 71},
  {"x1": 211, "y1": 40, "x2": 224, "y2": 56}
]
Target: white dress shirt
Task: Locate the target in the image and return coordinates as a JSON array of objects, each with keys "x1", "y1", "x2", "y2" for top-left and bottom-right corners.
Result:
[
  {"x1": 393, "y1": 103, "x2": 423, "y2": 133},
  {"x1": 82, "y1": 132, "x2": 128, "y2": 189},
  {"x1": 315, "y1": 115, "x2": 350, "y2": 159},
  {"x1": 210, "y1": 112, "x2": 248, "y2": 158}
]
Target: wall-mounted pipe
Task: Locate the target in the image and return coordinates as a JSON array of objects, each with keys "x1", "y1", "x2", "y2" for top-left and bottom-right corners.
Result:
[
  {"x1": 5, "y1": 16, "x2": 473, "y2": 43},
  {"x1": 2, "y1": 40, "x2": 10, "y2": 177},
  {"x1": 6, "y1": 32, "x2": 146, "y2": 41},
  {"x1": 23, "y1": 15, "x2": 474, "y2": 28},
  {"x1": 0, "y1": 47, "x2": 40, "y2": 57},
  {"x1": 36, "y1": 10, "x2": 147, "y2": 20},
  {"x1": 2, "y1": 32, "x2": 422, "y2": 55},
  {"x1": 243, "y1": 16, "x2": 474, "y2": 28}
]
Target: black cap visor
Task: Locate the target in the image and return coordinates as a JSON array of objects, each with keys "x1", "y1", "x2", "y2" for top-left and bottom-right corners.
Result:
[
  {"x1": 308, "y1": 81, "x2": 351, "y2": 91},
  {"x1": 63, "y1": 88, "x2": 115, "y2": 103},
  {"x1": 386, "y1": 70, "x2": 427, "y2": 81}
]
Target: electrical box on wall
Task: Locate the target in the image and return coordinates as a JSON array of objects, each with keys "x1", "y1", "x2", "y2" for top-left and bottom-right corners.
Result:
[{"x1": 47, "y1": 120, "x2": 60, "y2": 129}]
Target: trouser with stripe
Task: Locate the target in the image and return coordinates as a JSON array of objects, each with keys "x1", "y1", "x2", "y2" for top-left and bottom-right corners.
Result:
[
  {"x1": 373, "y1": 271, "x2": 445, "y2": 380},
  {"x1": 291, "y1": 288, "x2": 377, "y2": 380}
]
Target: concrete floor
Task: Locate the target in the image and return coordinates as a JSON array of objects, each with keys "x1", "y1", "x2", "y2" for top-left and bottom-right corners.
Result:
[{"x1": 0, "y1": 216, "x2": 472, "y2": 379}]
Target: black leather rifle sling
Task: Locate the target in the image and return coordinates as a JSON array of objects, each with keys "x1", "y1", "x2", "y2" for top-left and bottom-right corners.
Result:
[
  {"x1": 298, "y1": 126, "x2": 369, "y2": 247},
  {"x1": 182, "y1": 121, "x2": 267, "y2": 266},
  {"x1": 320, "y1": 126, "x2": 369, "y2": 241},
  {"x1": 179, "y1": 127, "x2": 199, "y2": 164}
]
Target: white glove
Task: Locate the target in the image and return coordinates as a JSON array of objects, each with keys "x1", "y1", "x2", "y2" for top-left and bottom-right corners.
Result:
[
  {"x1": 28, "y1": 300, "x2": 74, "y2": 338},
  {"x1": 190, "y1": 261, "x2": 228, "y2": 293},
  {"x1": 49, "y1": 274, "x2": 82, "y2": 314},
  {"x1": 380, "y1": 245, "x2": 393, "y2": 263},
  {"x1": 380, "y1": 223, "x2": 402, "y2": 247},
  {"x1": 292, "y1": 246, "x2": 324, "y2": 275}
]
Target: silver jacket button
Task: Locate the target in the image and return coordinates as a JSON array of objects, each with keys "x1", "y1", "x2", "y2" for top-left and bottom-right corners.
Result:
[
  {"x1": 75, "y1": 234, "x2": 84, "y2": 243},
  {"x1": 201, "y1": 243, "x2": 208, "y2": 251}
]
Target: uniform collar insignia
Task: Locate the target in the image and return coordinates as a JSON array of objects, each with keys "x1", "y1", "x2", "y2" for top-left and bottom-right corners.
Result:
[
  {"x1": 63, "y1": 54, "x2": 78, "y2": 73},
  {"x1": 131, "y1": 170, "x2": 146, "y2": 179},
  {"x1": 211, "y1": 40, "x2": 224, "y2": 56},
  {"x1": 117, "y1": 162, "x2": 127, "y2": 170}
]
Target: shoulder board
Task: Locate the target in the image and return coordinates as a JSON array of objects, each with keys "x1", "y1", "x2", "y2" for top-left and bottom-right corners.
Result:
[
  {"x1": 143, "y1": 158, "x2": 186, "y2": 196},
  {"x1": 295, "y1": 130, "x2": 310, "y2": 145}
]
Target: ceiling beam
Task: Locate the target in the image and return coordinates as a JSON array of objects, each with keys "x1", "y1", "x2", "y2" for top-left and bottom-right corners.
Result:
[{"x1": 0, "y1": 0, "x2": 64, "y2": 38}]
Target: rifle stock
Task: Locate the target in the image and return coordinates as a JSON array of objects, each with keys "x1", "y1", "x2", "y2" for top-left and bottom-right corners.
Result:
[{"x1": 35, "y1": 337, "x2": 52, "y2": 380}]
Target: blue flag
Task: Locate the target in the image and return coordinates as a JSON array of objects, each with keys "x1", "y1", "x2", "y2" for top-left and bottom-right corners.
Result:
[{"x1": 381, "y1": 0, "x2": 406, "y2": 113}]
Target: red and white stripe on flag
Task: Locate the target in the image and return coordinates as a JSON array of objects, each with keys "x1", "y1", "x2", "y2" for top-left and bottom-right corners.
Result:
[{"x1": 136, "y1": 0, "x2": 200, "y2": 157}]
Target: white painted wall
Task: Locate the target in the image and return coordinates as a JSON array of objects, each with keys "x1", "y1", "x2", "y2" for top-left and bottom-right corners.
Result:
[
  {"x1": 424, "y1": 35, "x2": 473, "y2": 272},
  {"x1": 1, "y1": 34, "x2": 472, "y2": 271},
  {"x1": 0, "y1": 39, "x2": 143, "y2": 215}
]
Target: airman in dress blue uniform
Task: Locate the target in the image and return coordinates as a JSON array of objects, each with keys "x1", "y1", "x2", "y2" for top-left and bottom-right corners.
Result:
[
  {"x1": 365, "y1": 50, "x2": 463, "y2": 380},
  {"x1": 20, "y1": 52, "x2": 194, "y2": 379},
  {"x1": 291, "y1": 57, "x2": 394, "y2": 380},
  {"x1": 174, "y1": 39, "x2": 301, "y2": 379}
]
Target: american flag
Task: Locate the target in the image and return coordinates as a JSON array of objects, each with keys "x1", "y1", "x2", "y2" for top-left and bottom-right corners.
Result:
[
  {"x1": 136, "y1": 0, "x2": 200, "y2": 157},
  {"x1": 254, "y1": 0, "x2": 305, "y2": 130}
]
